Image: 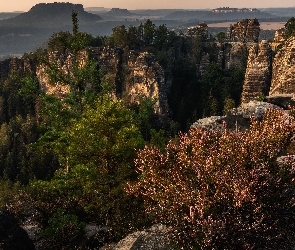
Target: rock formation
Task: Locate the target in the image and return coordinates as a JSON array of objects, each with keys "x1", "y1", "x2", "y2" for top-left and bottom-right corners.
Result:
[
  {"x1": 269, "y1": 36, "x2": 295, "y2": 96},
  {"x1": 240, "y1": 27, "x2": 295, "y2": 105},
  {"x1": 191, "y1": 101, "x2": 281, "y2": 132},
  {"x1": 241, "y1": 40, "x2": 273, "y2": 103},
  {"x1": 187, "y1": 22, "x2": 209, "y2": 40},
  {"x1": 125, "y1": 51, "x2": 167, "y2": 114},
  {"x1": 36, "y1": 48, "x2": 168, "y2": 115},
  {"x1": 0, "y1": 210, "x2": 36, "y2": 250},
  {"x1": 223, "y1": 42, "x2": 249, "y2": 69},
  {"x1": 3, "y1": 18, "x2": 293, "y2": 119},
  {"x1": 274, "y1": 28, "x2": 286, "y2": 43},
  {"x1": 101, "y1": 224, "x2": 170, "y2": 250},
  {"x1": 227, "y1": 18, "x2": 260, "y2": 42}
]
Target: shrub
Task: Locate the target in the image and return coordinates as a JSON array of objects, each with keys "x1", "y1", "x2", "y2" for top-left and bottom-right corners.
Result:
[{"x1": 127, "y1": 108, "x2": 295, "y2": 249}]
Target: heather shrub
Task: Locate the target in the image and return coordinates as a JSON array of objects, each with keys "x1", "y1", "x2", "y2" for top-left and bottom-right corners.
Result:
[{"x1": 127, "y1": 108, "x2": 295, "y2": 249}]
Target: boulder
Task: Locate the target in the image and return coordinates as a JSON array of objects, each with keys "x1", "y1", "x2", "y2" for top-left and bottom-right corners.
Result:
[
  {"x1": 191, "y1": 101, "x2": 281, "y2": 132},
  {"x1": 101, "y1": 224, "x2": 170, "y2": 250},
  {"x1": 0, "y1": 210, "x2": 35, "y2": 250}
]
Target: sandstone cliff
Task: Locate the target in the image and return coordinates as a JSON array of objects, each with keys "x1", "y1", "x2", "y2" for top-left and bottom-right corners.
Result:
[
  {"x1": 227, "y1": 18, "x2": 260, "y2": 42},
  {"x1": 0, "y1": 18, "x2": 277, "y2": 121},
  {"x1": 269, "y1": 36, "x2": 295, "y2": 96},
  {"x1": 241, "y1": 40, "x2": 273, "y2": 103},
  {"x1": 240, "y1": 27, "x2": 295, "y2": 105},
  {"x1": 125, "y1": 51, "x2": 167, "y2": 114},
  {"x1": 35, "y1": 48, "x2": 168, "y2": 115}
]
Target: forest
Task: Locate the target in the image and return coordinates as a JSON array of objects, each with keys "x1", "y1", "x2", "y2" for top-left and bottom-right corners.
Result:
[{"x1": 0, "y1": 12, "x2": 295, "y2": 249}]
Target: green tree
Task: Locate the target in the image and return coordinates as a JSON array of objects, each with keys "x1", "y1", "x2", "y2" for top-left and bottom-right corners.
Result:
[
  {"x1": 222, "y1": 97, "x2": 236, "y2": 115},
  {"x1": 143, "y1": 19, "x2": 155, "y2": 46},
  {"x1": 112, "y1": 25, "x2": 128, "y2": 48},
  {"x1": 216, "y1": 31, "x2": 226, "y2": 42},
  {"x1": 47, "y1": 31, "x2": 72, "y2": 53},
  {"x1": 31, "y1": 94, "x2": 147, "y2": 240},
  {"x1": 40, "y1": 12, "x2": 100, "y2": 114},
  {"x1": 127, "y1": 25, "x2": 140, "y2": 50}
]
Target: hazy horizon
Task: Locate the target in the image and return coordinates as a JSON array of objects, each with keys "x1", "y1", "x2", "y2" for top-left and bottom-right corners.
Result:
[{"x1": 1, "y1": 0, "x2": 295, "y2": 12}]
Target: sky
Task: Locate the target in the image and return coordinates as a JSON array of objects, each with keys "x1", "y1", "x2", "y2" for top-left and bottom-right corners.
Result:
[{"x1": 1, "y1": 0, "x2": 295, "y2": 12}]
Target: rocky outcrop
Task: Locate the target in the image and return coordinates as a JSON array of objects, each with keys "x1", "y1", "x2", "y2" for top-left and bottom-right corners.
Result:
[
  {"x1": 0, "y1": 210, "x2": 36, "y2": 250},
  {"x1": 223, "y1": 42, "x2": 249, "y2": 69},
  {"x1": 227, "y1": 18, "x2": 260, "y2": 42},
  {"x1": 125, "y1": 51, "x2": 167, "y2": 115},
  {"x1": 95, "y1": 46, "x2": 123, "y2": 94},
  {"x1": 265, "y1": 94, "x2": 295, "y2": 109},
  {"x1": 101, "y1": 224, "x2": 170, "y2": 250},
  {"x1": 36, "y1": 50, "x2": 74, "y2": 98},
  {"x1": 241, "y1": 40, "x2": 273, "y2": 103},
  {"x1": 191, "y1": 101, "x2": 280, "y2": 132},
  {"x1": 269, "y1": 36, "x2": 295, "y2": 96},
  {"x1": 274, "y1": 28, "x2": 286, "y2": 43},
  {"x1": 36, "y1": 48, "x2": 168, "y2": 115},
  {"x1": 187, "y1": 22, "x2": 208, "y2": 40}
]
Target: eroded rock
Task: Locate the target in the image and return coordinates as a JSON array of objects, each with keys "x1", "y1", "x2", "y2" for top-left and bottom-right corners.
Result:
[
  {"x1": 241, "y1": 40, "x2": 273, "y2": 103},
  {"x1": 269, "y1": 36, "x2": 295, "y2": 96}
]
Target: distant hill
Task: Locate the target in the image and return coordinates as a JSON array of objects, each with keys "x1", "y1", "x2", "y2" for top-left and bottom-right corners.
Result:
[
  {"x1": 0, "y1": 12, "x2": 23, "y2": 20},
  {"x1": 259, "y1": 8, "x2": 295, "y2": 17},
  {"x1": 164, "y1": 9, "x2": 276, "y2": 22},
  {"x1": 0, "y1": 2, "x2": 102, "y2": 28},
  {"x1": 0, "y1": 3, "x2": 103, "y2": 56}
]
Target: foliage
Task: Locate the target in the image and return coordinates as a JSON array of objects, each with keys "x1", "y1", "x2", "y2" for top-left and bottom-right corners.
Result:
[
  {"x1": 0, "y1": 179, "x2": 23, "y2": 210},
  {"x1": 285, "y1": 17, "x2": 295, "y2": 39},
  {"x1": 216, "y1": 31, "x2": 226, "y2": 42},
  {"x1": 31, "y1": 94, "x2": 148, "y2": 241},
  {"x1": 127, "y1": 108, "x2": 295, "y2": 249},
  {"x1": 256, "y1": 92, "x2": 266, "y2": 102},
  {"x1": 222, "y1": 97, "x2": 236, "y2": 115},
  {"x1": 40, "y1": 208, "x2": 85, "y2": 246}
]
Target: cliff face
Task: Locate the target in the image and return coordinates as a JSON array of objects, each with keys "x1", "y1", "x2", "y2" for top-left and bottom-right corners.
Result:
[
  {"x1": 1, "y1": 18, "x2": 280, "y2": 118},
  {"x1": 223, "y1": 42, "x2": 249, "y2": 69},
  {"x1": 269, "y1": 37, "x2": 295, "y2": 96},
  {"x1": 35, "y1": 48, "x2": 168, "y2": 115},
  {"x1": 241, "y1": 40, "x2": 273, "y2": 103},
  {"x1": 125, "y1": 51, "x2": 166, "y2": 115},
  {"x1": 241, "y1": 35, "x2": 295, "y2": 103},
  {"x1": 227, "y1": 18, "x2": 260, "y2": 42}
]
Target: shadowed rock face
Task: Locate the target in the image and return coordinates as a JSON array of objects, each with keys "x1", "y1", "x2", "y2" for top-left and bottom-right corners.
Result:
[
  {"x1": 241, "y1": 40, "x2": 273, "y2": 103},
  {"x1": 0, "y1": 210, "x2": 36, "y2": 250},
  {"x1": 269, "y1": 37, "x2": 295, "y2": 96}
]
